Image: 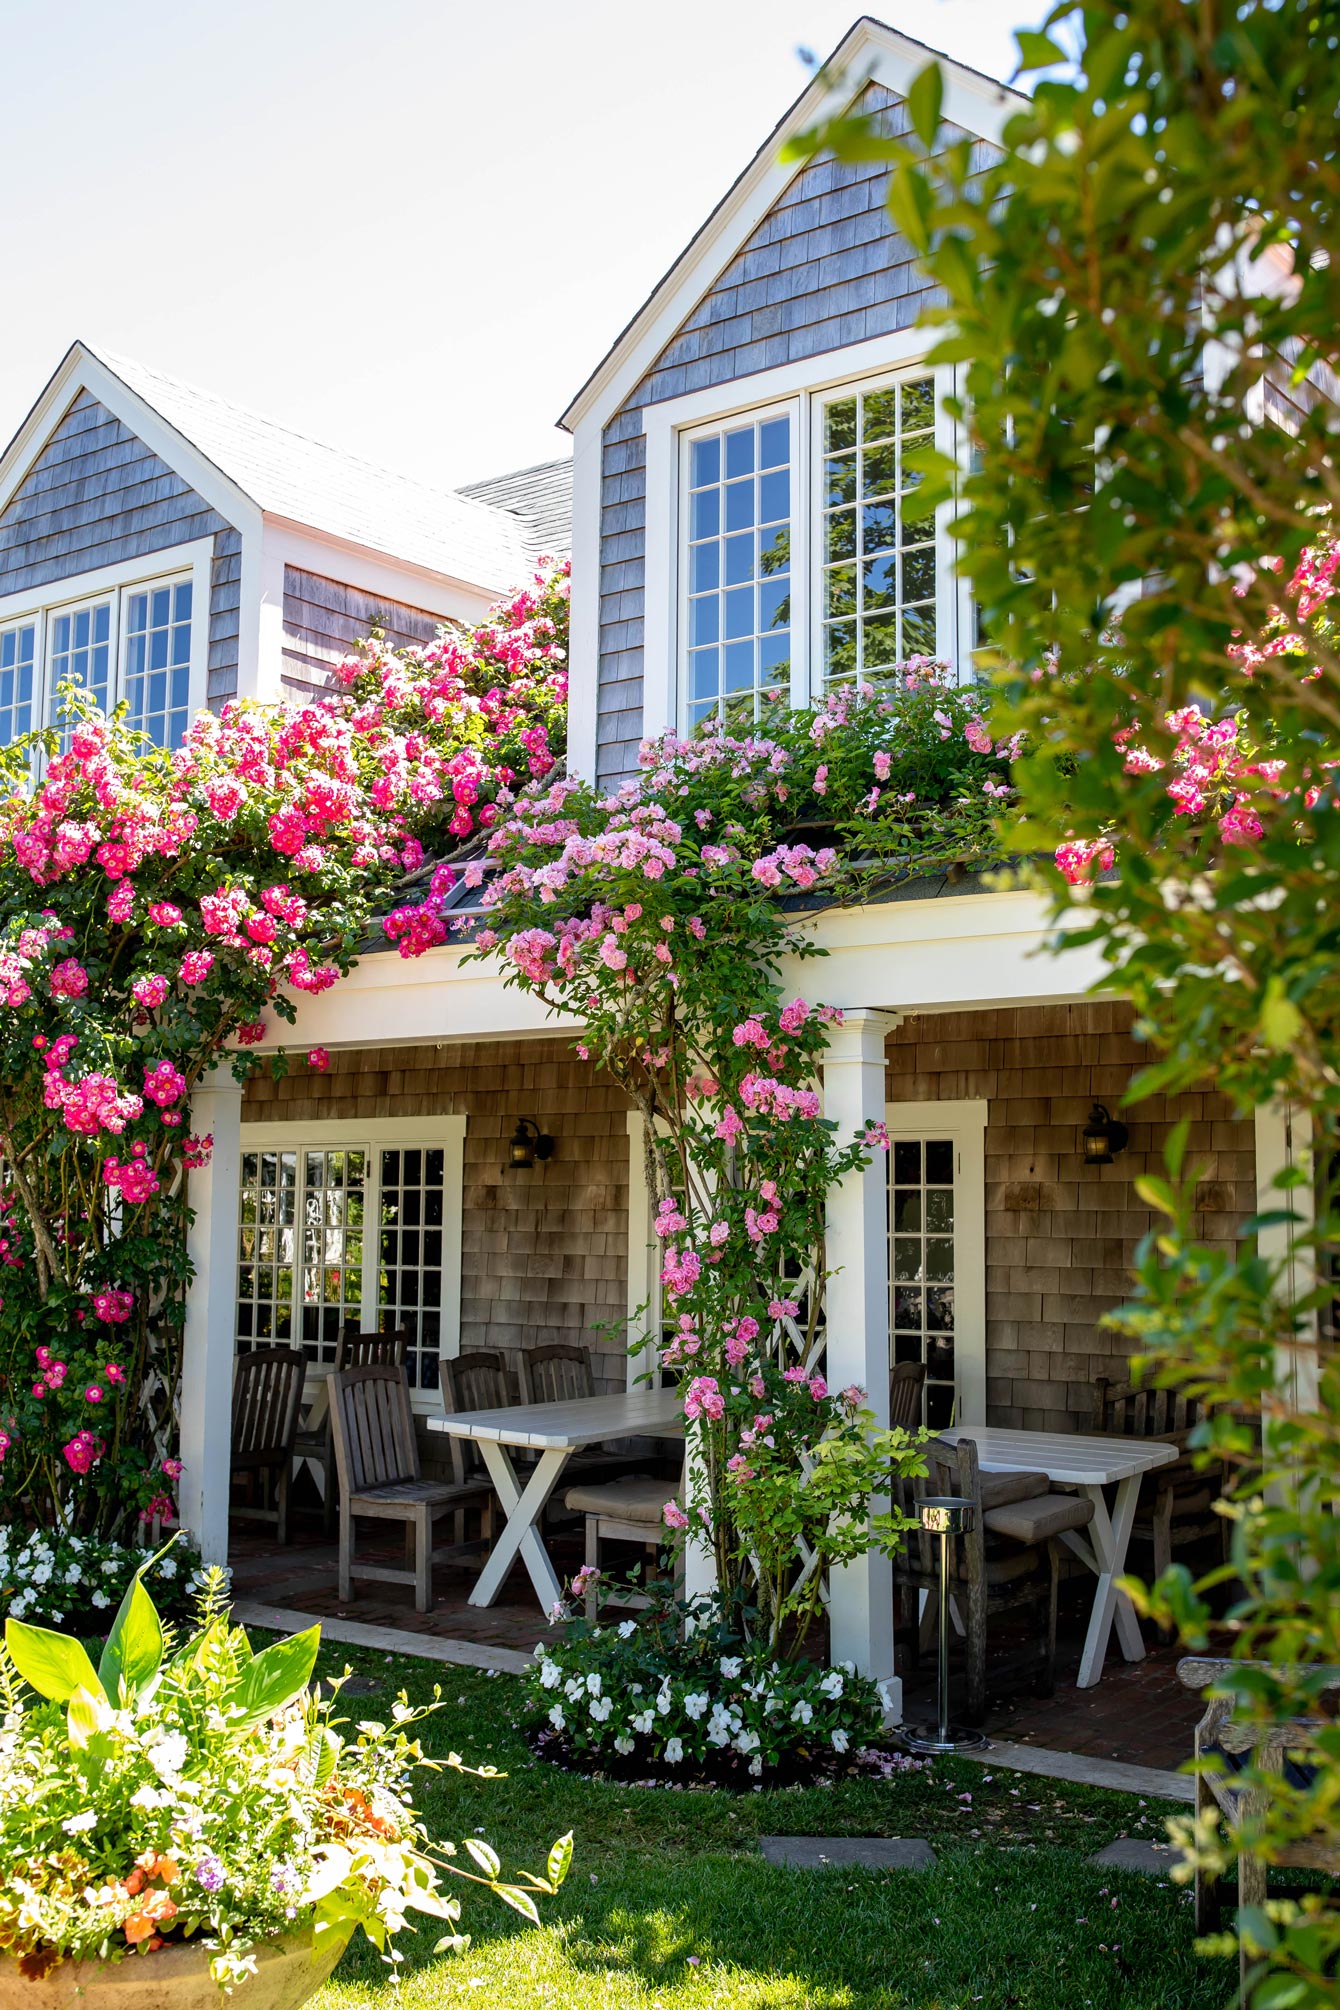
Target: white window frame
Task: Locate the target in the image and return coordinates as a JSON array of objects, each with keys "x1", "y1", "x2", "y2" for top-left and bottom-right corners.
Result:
[
  {"x1": 641, "y1": 332, "x2": 973, "y2": 744},
  {"x1": 885, "y1": 1097, "x2": 988, "y2": 1426},
  {"x1": 0, "y1": 538, "x2": 213, "y2": 749},
  {"x1": 240, "y1": 1115, "x2": 467, "y2": 1415},
  {"x1": 0, "y1": 614, "x2": 39, "y2": 744}
]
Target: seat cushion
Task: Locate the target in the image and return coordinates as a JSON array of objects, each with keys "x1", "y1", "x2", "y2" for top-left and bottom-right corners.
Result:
[
  {"x1": 978, "y1": 1469, "x2": 1050, "y2": 1511},
  {"x1": 563, "y1": 1475, "x2": 679, "y2": 1522},
  {"x1": 983, "y1": 1491, "x2": 1096, "y2": 1544}
]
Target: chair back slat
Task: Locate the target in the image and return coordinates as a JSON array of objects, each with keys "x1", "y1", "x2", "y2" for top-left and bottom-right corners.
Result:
[
  {"x1": 335, "y1": 1325, "x2": 408, "y2": 1373},
  {"x1": 441, "y1": 1349, "x2": 513, "y2": 1414},
  {"x1": 330, "y1": 1363, "x2": 418, "y2": 1495},
  {"x1": 232, "y1": 1347, "x2": 305, "y2": 1460},
  {"x1": 890, "y1": 1359, "x2": 927, "y2": 1431},
  {"x1": 1095, "y1": 1373, "x2": 1203, "y2": 1442},
  {"x1": 520, "y1": 1343, "x2": 594, "y2": 1406}
]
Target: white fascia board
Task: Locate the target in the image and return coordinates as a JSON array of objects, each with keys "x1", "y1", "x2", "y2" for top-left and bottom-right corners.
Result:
[
  {"x1": 559, "y1": 19, "x2": 1024, "y2": 437},
  {"x1": 262, "y1": 517, "x2": 506, "y2": 617},
  {"x1": 249, "y1": 943, "x2": 583, "y2": 1052},
  {"x1": 0, "y1": 343, "x2": 264, "y2": 545},
  {"x1": 566, "y1": 418, "x2": 603, "y2": 784},
  {"x1": 778, "y1": 887, "x2": 1109, "y2": 1013}
]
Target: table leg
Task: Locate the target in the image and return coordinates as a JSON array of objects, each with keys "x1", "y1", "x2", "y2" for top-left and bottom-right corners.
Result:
[
  {"x1": 1076, "y1": 1475, "x2": 1145, "y2": 1687},
  {"x1": 469, "y1": 1443, "x2": 569, "y2": 1610}
]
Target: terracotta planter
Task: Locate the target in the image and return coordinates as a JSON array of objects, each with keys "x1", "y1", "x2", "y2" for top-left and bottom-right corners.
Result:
[{"x1": 0, "y1": 1925, "x2": 354, "y2": 2010}]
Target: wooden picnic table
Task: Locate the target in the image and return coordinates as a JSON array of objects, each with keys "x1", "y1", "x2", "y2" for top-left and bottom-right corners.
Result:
[
  {"x1": 428, "y1": 1389, "x2": 685, "y2": 1611},
  {"x1": 942, "y1": 1425, "x2": 1180, "y2": 1688}
]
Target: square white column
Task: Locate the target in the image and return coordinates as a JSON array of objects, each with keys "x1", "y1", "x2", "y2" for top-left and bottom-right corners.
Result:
[
  {"x1": 823, "y1": 1008, "x2": 900, "y2": 1709},
  {"x1": 179, "y1": 1066, "x2": 243, "y2": 1564}
]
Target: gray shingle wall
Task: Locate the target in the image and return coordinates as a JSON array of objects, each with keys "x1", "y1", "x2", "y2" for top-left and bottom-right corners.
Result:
[
  {"x1": 282, "y1": 565, "x2": 447, "y2": 698},
  {"x1": 594, "y1": 84, "x2": 988, "y2": 786},
  {"x1": 0, "y1": 388, "x2": 244, "y2": 706}
]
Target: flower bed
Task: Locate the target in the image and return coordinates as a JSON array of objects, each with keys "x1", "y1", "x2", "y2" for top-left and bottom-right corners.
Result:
[
  {"x1": 0, "y1": 1524, "x2": 213, "y2": 1633},
  {"x1": 525, "y1": 1591, "x2": 912, "y2": 1789}
]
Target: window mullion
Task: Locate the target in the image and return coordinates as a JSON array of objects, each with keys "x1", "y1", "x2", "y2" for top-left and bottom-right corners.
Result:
[{"x1": 362, "y1": 1145, "x2": 382, "y2": 1336}]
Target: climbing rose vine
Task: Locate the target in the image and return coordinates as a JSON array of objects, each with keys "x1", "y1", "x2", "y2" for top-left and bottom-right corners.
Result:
[
  {"x1": 466, "y1": 666, "x2": 1019, "y2": 1645},
  {"x1": 0, "y1": 561, "x2": 568, "y2": 1537}
]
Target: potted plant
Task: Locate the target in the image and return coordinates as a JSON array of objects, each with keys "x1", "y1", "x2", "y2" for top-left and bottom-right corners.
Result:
[{"x1": 0, "y1": 1560, "x2": 570, "y2": 2005}]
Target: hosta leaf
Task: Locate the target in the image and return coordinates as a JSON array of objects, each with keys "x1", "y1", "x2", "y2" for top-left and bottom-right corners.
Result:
[{"x1": 6, "y1": 1620, "x2": 105, "y2": 1704}]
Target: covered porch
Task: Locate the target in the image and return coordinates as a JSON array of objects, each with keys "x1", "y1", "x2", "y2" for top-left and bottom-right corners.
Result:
[{"x1": 182, "y1": 880, "x2": 1288, "y2": 1773}]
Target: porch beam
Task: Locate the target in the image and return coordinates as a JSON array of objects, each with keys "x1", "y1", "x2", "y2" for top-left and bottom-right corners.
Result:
[
  {"x1": 823, "y1": 1008, "x2": 900, "y2": 1705},
  {"x1": 179, "y1": 1065, "x2": 243, "y2": 1564}
]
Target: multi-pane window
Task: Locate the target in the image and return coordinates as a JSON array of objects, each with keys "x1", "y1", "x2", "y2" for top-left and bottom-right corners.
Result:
[
  {"x1": 684, "y1": 411, "x2": 792, "y2": 731},
  {"x1": 889, "y1": 1137, "x2": 957, "y2": 1429},
  {"x1": 821, "y1": 375, "x2": 938, "y2": 686},
  {"x1": 377, "y1": 1147, "x2": 446, "y2": 1393},
  {"x1": 0, "y1": 623, "x2": 36, "y2": 744},
  {"x1": 235, "y1": 1130, "x2": 459, "y2": 1407},
  {"x1": 125, "y1": 580, "x2": 193, "y2": 747},
  {"x1": 49, "y1": 600, "x2": 113, "y2": 724}
]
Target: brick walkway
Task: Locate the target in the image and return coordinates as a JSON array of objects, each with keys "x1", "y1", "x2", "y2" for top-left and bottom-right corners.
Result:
[{"x1": 232, "y1": 1516, "x2": 1203, "y2": 1773}]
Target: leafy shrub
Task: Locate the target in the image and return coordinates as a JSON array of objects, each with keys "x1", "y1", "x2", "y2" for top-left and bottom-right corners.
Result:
[
  {"x1": 0, "y1": 1523, "x2": 213, "y2": 1633},
  {"x1": 0, "y1": 1559, "x2": 569, "y2": 1985},
  {"x1": 527, "y1": 1587, "x2": 890, "y2": 1783}
]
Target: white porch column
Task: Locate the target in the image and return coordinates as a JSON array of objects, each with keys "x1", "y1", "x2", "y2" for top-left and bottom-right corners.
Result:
[
  {"x1": 823, "y1": 1008, "x2": 899, "y2": 1705},
  {"x1": 1254, "y1": 1102, "x2": 1319, "y2": 1523},
  {"x1": 179, "y1": 1066, "x2": 243, "y2": 1564}
]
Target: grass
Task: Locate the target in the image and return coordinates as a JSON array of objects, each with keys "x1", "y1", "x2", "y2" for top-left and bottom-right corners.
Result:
[{"x1": 287, "y1": 1635, "x2": 1228, "y2": 2010}]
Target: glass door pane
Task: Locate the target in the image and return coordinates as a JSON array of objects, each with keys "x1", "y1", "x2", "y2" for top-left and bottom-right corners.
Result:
[{"x1": 888, "y1": 1136, "x2": 957, "y2": 1428}]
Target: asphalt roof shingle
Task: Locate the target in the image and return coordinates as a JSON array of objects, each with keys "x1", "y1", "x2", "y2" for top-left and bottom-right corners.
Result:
[{"x1": 457, "y1": 457, "x2": 572, "y2": 558}]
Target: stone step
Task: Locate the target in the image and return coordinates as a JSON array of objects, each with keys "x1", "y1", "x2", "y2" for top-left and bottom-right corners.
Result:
[{"x1": 759, "y1": 1836, "x2": 937, "y2": 1871}]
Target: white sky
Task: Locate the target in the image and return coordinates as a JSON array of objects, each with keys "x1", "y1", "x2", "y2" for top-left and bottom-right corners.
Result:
[{"x1": 0, "y1": 0, "x2": 1028, "y2": 493}]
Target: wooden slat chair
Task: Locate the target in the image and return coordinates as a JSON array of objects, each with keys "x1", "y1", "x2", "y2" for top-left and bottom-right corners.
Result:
[
  {"x1": 562, "y1": 1471, "x2": 686, "y2": 1620},
  {"x1": 1093, "y1": 1376, "x2": 1228, "y2": 1587},
  {"x1": 330, "y1": 1362, "x2": 492, "y2": 1613},
  {"x1": 893, "y1": 1436, "x2": 1095, "y2": 1724},
  {"x1": 231, "y1": 1346, "x2": 306, "y2": 1546},
  {"x1": 519, "y1": 1343, "x2": 649, "y2": 1492},
  {"x1": 1177, "y1": 1658, "x2": 1340, "y2": 1996},
  {"x1": 890, "y1": 1359, "x2": 928, "y2": 1431},
  {"x1": 293, "y1": 1326, "x2": 408, "y2": 1537},
  {"x1": 439, "y1": 1349, "x2": 517, "y2": 1488}
]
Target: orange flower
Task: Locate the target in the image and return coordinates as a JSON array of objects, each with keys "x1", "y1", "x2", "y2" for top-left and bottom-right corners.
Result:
[{"x1": 123, "y1": 1917, "x2": 154, "y2": 1945}]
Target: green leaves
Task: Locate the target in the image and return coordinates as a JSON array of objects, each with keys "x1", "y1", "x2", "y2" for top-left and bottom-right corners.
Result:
[
  {"x1": 905, "y1": 60, "x2": 943, "y2": 149},
  {"x1": 545, "y1": 1832, "x2": 573, "y2": 1891},
  {"x1": 1013, "y1": 28, "x2": 1066, "y2": 71},
  {"x1": 5, "y1": 1620, "x2": 104, "y2": 1704},
  {"x1": 99, "y1": 1569, "x2": 165, "y2": 1703},
  {"x1": 222, "y1": 1624, "x2": 319, "y2": 1725}
]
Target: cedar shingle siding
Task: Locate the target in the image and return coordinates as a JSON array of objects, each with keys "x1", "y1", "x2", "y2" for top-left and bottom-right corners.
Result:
[
  {"x1": 0, "y1": 389, "x2": 243, "y2": 703},
  {"x1": 242, "y1": 1039, "x2": 634, "y2": 1395},
  {"x1": 885, "y1": 1003, "x2": 1257, "y2": 1431},
  {"x1": 594, "y1": 83, "x2": 984, "y2": 785},
  {"x1": 281, "y1": 566, "x2": 446, "y2": 698}
]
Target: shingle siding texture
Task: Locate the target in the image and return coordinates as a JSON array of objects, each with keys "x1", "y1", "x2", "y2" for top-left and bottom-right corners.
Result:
[
  {"x1": 242, "y1": 1038, "x2": 634, "y2": 1408},
  {"x1": 885, "y1": 1002, "x2": 1257, "y2": 1432},
  {"x1": 593, "y1": 84, "x2": 980, "y2": 786},
  {"x1": 0, "y1": 389, "x2": 243, "y2": 704},
  {"x1": 281, "y1": 566, "x2": 447, "y2": 697}
]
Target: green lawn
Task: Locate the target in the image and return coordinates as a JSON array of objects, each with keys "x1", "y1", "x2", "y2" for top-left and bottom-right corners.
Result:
[{"x1": 301, "y1": 1638, "x2": 1224, "y2": 2010}]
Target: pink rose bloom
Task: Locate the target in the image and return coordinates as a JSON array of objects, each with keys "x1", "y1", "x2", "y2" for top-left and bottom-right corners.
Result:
[
  {"x1": 179, "y1": 949, "x2": 214, "y2": 985},
  {"x1": 50, "y1": 958, "x2": 89, "y2": 1000},
  {"x1": 808, "y1": 1375, "x2": 828, "y2": 1401},
  {"x1": 85, "y1": 1385, "x2": 103, "y2": 1403},
  {"x1": 662, "y1": 1500, "x2": 689, "y2": 1530},
  {"x1": 964, "y1": 719, "x2": 994, "y2": 754},
  {"x1": 308, "y1": 1047, "x2": 330, "y2": 1072},
  {"x1": 132, "y1": 974, "x2": 170, "y2": 1009},
  {"x1": 148, "y1": 901, "x2": 183, "y2": 928},
  {"x1": 107, "y1": 882, "x2": 135, "y2": 923}
]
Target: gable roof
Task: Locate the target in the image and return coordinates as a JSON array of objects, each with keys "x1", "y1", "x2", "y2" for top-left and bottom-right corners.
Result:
[
  {"x1": 559, "y1": 15, "x2": 1026, "y2": 435},
  {"x1": 458, "y1": 457, "x2": 573, "y2": 557},
  {"x1": 0, "y1": 341, "x2": 537, "y2": 592}
]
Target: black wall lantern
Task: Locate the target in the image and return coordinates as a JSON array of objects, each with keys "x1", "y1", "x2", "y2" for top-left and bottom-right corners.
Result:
[
  {"x1": 1082, "y1": 1102, "x2": 1129, "y2": 1167},
  {"x1": 505, "y1": 1116, "x2": 555, "y2": 1172}
]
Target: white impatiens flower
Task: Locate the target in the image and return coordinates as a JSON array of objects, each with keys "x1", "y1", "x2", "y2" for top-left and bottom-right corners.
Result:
[
  {"x1": 91, "y1": 1591, "x2": 110, "y2": 1610},
  {"x1": 62, "y1": 1810, "x2": 97, "y2": 1835},
  {"x1": 101, "y1": 1559, "x2": 120, "y2": 1575},
  {"x1": 613, "y1": 1734, "x2": 635, "y2": 1755},
  {"x1": 734, "y1": 1729, "x2": 761, "y2": 1756},
  {"x1": 538, "y1": 1658, "x2": 563, "y2": 1690},
  {"x1": 683, "y1": 1691, "x2": 710, "y2": 1721},
  {"x1": 656, "y1": 1681, "x2": 673, "y2": 1716},
  {"x1": 719, "y1": 1657, "x2": 742, "y2": 1679},
  {"x1": 158, "y1": 1559, "x2": 177, "y2": 1578},
  {"x1": 617, "y1": 1620, "x2": 637, "y2": 1639},
  {"x1": 548, "y1": 1705, "x2": 566, "y2": 1730},
  {"x1": 589, "y1": 1696, "x2": 613, "y2": 1722},
  {"x1": 585, "y1": 1673, "x2": 602, "y2": 1697},
  {"x1": 130, "y1": 1784, "x2": 170, "y2": 1811},
  {"x1": 147, "y1": 1731, "x2": 189, "y2": 1781},
  {"x1": 831, "y1": 1728, "x2": 850, "y2": 1754},
  {"x1": 749, "y1": 1754, "x2": 764, "y2": 1777},
  {"x1": 663, "y1": 1737, "x2": 684, "y2": 1764},
  {"x1": 564, "y1": 1677, "x2": 585, "y2": 1702},
  {"x1": 631, "y1": 1710, "x2": 654, "y2": 1736},
  {"x1": 819, "y1": 1669, "x2": 845, "y2": 1700},
  {"x1": 790, "y1": 1700, "x2": 813, "y2": 1726}
]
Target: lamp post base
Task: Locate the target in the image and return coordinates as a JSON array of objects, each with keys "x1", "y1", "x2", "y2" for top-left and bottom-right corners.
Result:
[{"x1": 900, "y1": 1723, "x2": 990, "y2": 1756}]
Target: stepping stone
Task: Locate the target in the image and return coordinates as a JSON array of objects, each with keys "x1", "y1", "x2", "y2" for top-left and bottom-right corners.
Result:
[
  {"x1": 759, "y1": 1836, "x2": 937, "y2": 1871},
  {"x1": 1089, "y1": 1838, "x2": 1186, "y2": 1877}
]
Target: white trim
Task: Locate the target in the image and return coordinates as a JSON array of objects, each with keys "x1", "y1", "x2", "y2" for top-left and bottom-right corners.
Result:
[
  {"x1": 240, "y1": 1114, "x2": 468, "y2": 1406},
  {"x1": 885, "y1": 1097, "x2": 988, "y2": 1425},
  {"x1": 0, "y1": 539, "x2": 214, "y2": 745},
  {"x1": 640, "y1": 327, "x2": 936, "y2": 441},
  {"x1": 567, "y1": 423, "x2": 604, "y2": 782},
  {"x1": 641, "y1": 417, "x2": 676, "y2": 743},
  {"x1": 559, "y1": 20, "x2": 1023, "y2": 435},
  {"x1": 624, "y1": 1110, "x2": 658, "y2": 1393},
  {"x1": 1254, "y1": 1101, "x2": 1319, "y2": 1418},
  {"x1": 263, "y1": 520, "x2": 507, "y2": 613}
]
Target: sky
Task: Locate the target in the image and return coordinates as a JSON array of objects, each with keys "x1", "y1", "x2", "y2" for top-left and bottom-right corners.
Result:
[{"x1": 0, "y1": 0, "x2": 1030, "y2": 494}]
